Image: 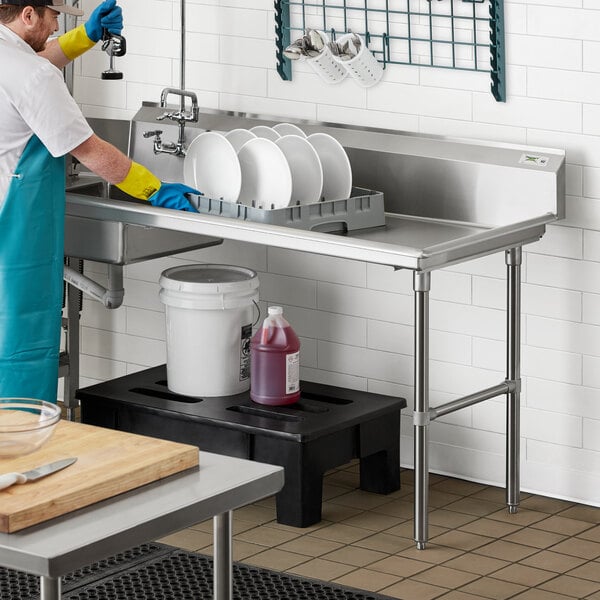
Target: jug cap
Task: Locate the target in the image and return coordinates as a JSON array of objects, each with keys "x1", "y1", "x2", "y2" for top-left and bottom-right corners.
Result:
[{"x1": 268, "y1": 306, "x2": 283, "y2": 316}]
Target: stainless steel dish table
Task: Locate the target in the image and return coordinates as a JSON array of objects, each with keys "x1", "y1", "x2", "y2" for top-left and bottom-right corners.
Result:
[
  {"x1": 0, "y1": 451, "x2": 283, "y2": 600},
  {"x1": 66, "y1": 108, "x2": 565, "y2": 550}
]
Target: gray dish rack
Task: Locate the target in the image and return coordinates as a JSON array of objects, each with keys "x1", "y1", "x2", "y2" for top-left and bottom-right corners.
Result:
[{"x1": 192, "y1": 187, "x2": 385, "y2": 233}]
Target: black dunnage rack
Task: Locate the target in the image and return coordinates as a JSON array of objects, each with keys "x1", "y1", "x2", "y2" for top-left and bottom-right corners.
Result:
[{"x1": 275, "y1": 0, "x2": 505, "y2": 101}]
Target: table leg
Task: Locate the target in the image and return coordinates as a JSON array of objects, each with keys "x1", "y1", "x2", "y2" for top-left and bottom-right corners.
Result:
[
  {"x1": 413, "y1": 271, "x2": 431, "y2": 550},
  {"x1": 214, "y1": 511, "x2": 233, "y2": 600},
  {"x1": 506, "y1": 247, "x2": 522, "y2": 514},
  {"x1": 40, "y1": 576, "x2": 61, "y2": 600}
]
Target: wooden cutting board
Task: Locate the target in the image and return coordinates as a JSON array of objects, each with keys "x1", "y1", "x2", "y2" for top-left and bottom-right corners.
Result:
[{"x1": 0, "y1": 420, "x2": 199, "y2": 533}]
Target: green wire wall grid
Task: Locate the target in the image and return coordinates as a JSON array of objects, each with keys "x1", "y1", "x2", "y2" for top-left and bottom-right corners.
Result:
[{"x1": 275, "y1": 0, "x2": 506, "y2": 102}]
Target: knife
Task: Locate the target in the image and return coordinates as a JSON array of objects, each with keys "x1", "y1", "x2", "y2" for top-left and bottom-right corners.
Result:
[{"x1": 0, "y1": 458, "x2": 77, "y2": 491}]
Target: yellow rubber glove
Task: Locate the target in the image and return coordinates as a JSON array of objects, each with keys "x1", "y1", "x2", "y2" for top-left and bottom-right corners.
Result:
[
  {"x1": 115, "y1": 162, "x2": 161, "y2": 201},
  {"x1": 58, "y1": 24, "x2": 96, "y2": 61}
]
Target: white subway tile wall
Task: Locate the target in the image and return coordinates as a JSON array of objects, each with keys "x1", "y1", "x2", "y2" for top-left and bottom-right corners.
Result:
[{"x1": 72, "y1": 0, "x2": 599, "y2": 507}]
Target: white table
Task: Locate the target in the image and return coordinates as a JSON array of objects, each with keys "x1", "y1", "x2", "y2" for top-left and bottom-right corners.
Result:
[{"x1": 0, "y1": 451, "x2": 284, "y2": 600}]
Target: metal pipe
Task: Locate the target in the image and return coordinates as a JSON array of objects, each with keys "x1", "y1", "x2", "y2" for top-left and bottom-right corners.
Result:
[
  {"x1": 430, "y1": 381, "x2": 513, "y2": 421},
  {"x1": 213, "y1": 511, "x2": 233, "y2": 600},
  {"x1": 40, "y1": 576, "x2": 60, "y2": 600},
  {"x1": 180, "y1": 0, "x2": 186, "y2": 112},
  {"x1": 506, "y1": 247, "x2": 522, "y2": 513},
  {"x1": 413, "y1": 270, "x2": 430, "y2": 550}
]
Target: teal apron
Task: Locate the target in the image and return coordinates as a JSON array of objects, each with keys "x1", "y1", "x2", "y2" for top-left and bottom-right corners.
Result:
[{"x1": 0, "y1": 135, "x2": 66, "y2": 403}]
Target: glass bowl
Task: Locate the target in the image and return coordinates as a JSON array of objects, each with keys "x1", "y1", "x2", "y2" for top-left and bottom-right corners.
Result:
[{"x1": 0, "y1": 399, "x2": 61, "y2": 458}]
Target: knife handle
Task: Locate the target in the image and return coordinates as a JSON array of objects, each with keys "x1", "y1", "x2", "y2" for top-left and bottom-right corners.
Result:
[{"x1": 0, "y1": 473, "x2": 27, "y2": 490}]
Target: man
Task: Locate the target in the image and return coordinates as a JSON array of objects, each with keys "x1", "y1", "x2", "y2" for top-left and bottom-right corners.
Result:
[{"x1": 0, "y1": 0, "x2": 199, "y2": 404}]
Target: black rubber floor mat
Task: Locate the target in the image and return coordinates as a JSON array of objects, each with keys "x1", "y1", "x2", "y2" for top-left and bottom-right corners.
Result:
[
  {"x1": 0, "y1": 544, "x2": 397, "y2": 600},
  {"x1": 0, "y1": 543, "x2": 173, "y2": 600}
]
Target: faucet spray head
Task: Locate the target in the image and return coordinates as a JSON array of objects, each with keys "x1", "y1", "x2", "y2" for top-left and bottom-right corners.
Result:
[{"x1": 101, "y1": 29, "x2": 126, "y2": 80}]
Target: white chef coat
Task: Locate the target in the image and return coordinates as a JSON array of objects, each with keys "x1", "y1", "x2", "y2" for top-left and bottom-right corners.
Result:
[{"x1": 0, "y1": 23, "x2": 93, "y2": 204}]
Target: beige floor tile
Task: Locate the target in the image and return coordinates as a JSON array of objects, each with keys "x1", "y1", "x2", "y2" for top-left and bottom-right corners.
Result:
[
  {"x1": 579, "y1": 525, "x2": 600, "y2": 543},
  {"x1": 443, "y1": 553, "x2": 510, "y2": 576},
  {"x1": 321, "y1": 545, "x2": 388, "y2": 567},
  {"x1": 459, "y1": 518, "x2": 522, "y2": 539},
  {"x1": 324, "y1": 471, "x2": 360, "y2": 490},
  {"x1": 487, "y1": 508, "x2": 548, "y2": 527},
  {"x1": 532, "y1": 515, "x2": 596, "y2": 536},
  {"x1": 458, "y1": 576, "x2": 527, "y2": 599},
  {"x1": 431, "y1": 530, "x2": 495, "y2": 552},
  {"x1": 353, "y1": 531, "x2": 415, "y2": 554},
  {"x1": 503, "y1": 527, "x2": 566, "y2": 549},
  {"x1": 398, "y1": 543, "x2": 465, "y2": 565},
  {"x1": 232, "y1": 504, "x2": 276, "y2": 525},
  {"x1": 380, "y1": 578, "x2": 447, "y2": 600},
  {"x1": 243, "y1": 547, "x2": 309, "y2": 571},
  {"x1": 539, "y1": 574, "x2": 600, "y2": 598},
  {"x1": 329, "y1": 489, "x2": 396, "y2": 510},
  {"x1": 268, "y1": 519, "x2": 332, "y2": 534},
  {"x1": 413, "y1": 565, "x2": 480, "y2": 589},
  {"x1": 333, "y1": 568, "x2": 402, "y2": 592},
  {"x1": 341, "y1": 511, "x2": 404, "y2": 532},
  {"x1": 286, "y1": 557, "x2": 356, "y2": 581},
  {"x1": 566, "y1": 561, "x2": 600, "y2": 583},
  {"x1": 558, "y1": 505, "x2": 600, "y2": 524},
  {"x1": 521, "y1": 549, "x2": 587, "y2": 573},
  {"x1": 586, "y1": 591, "x2": 600, "y2": 600},
  {"x1": 277, "y1": 535, "x2": 343, "y2": 557},
  {"x1": 429, "y1": 509, "x2": 479, "y2": 529},
  {"x1": 429, "y1": 490, "x2": 464, "y2": 508},
  {"x1": 156, "y1": 529, "x2": 213, "y2": 552},
  {"x1": 445, "y1": 498, "x2": 505, "y2": 518},
  {"x1": 510, "y1": 590, "x2": 569, "y2": 600},
  {"x1": 549, "y1": 537, "x2": 600, "y2": 560},
  {"x1": 235, "y1": 524, "x2": 300, "y2": 547},
  {"x1": 520, "y1": 496, "x2": 575, "y2": 515},
  {"x1": 489, "y1": 563, "x2": 556, "y2": 586},
  {"x1": 310, "y1": 522, "x2": 373, "y2": 544},
  {"x1": 474, "y1": 540, "x2": 539, "y2": 562},
  {"x1": 372, "y1": 499, "x2": 414, "y2": 519},
  {"x1": 437, "y1": 592, "x2": 491, "y2": 600},
  {"x1": 432, "y1": 478, "x2": 486, "y2": 497},
  {"x1": 470, "y1": 487, "x2": 510, "y2": 505},
  {"x1": 369, "y1": 554, "x2": 432, "y2": 577},
  {"x1": 320, "y1": 501, "x2": 363, "y2": 522}
]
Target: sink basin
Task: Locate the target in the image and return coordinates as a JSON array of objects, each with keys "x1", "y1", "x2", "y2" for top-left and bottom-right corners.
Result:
[{"x1": 65, "y1": 178, "x2": 222, "y2": 265}]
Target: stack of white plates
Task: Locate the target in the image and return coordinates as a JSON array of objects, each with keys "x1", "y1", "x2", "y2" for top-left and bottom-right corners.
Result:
[{"x1": 183, "y1": 123, "x2": 353, "y2": 209}]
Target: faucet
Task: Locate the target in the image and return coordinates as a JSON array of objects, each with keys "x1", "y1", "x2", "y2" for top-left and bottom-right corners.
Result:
[{"x1": 145, "y1": 88, "x2": 199, "y2": 156}]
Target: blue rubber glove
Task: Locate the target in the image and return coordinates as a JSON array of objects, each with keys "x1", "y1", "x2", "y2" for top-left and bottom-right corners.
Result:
[
  {"x1": 149, "y1": 183, "x2": 200, "y2": 212},
  {"x1": 85, "y1": 0, "x2": 123, "y2": 43}
]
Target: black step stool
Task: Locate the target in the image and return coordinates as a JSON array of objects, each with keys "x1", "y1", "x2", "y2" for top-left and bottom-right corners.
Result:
[{"x1": 78, "y1": 365, "x2": 407, "y2": 527}]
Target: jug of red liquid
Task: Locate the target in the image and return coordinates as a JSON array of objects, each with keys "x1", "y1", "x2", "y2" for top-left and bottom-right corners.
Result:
[{"x1": 250, "y1": 306, "x2": 300, "y2": 406}]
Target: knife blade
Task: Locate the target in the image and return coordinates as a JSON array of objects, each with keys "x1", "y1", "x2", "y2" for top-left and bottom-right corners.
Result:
[{"x1": 0, "y1": 457, "x2": 77, "y2": 491}]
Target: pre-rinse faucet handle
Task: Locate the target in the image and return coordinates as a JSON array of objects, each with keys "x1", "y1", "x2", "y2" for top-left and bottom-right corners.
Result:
[{"x1": 143, "y1": 130, "x2": 163, "y2": 138}]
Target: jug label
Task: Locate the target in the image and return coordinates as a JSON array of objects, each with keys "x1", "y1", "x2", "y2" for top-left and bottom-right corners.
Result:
[
  {"x1": 286, "y1": 351, "x2": 300, "y2": 394},
  {"x1": 239, "y1": 324, "x2": 252, "y2": 381}
]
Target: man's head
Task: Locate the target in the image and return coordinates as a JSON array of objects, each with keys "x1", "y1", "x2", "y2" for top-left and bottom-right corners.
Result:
[{"x1": 0, "y1": 1, "x2": 84, "y2": 51}]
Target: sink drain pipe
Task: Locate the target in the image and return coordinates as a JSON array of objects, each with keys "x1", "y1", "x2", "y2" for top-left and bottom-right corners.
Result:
[{"x1": 64, "y1": 264, "x2": 124, "y2": 309}]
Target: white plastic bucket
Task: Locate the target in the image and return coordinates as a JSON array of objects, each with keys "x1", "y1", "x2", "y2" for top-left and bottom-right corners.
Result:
[{"x1": 159, "y1": 264, "x2": 259, "y2": 397}]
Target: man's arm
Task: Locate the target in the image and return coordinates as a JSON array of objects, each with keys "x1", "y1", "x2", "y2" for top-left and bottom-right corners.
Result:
[
  {"x1": 70, "y1": 134, "x2": 131, "y2": 184},
  {"x1": 38, "y1": 38, "x2": 70, "y2": 70}
]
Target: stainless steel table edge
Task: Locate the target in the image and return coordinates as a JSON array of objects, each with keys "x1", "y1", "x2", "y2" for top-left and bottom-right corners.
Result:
[{"x1": 0, "y1": 451, "x2": 284, "y2": 600}]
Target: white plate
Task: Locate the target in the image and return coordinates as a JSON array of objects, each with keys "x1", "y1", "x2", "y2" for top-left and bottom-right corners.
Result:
[
  {"x1": 237, "y1": 138, "x2": 292, "y2": 209},
  {"x1": 249, "y1": 125, "x2": 281, "y2": 142},
  {"x1": 183, "y1": 132, "x2": 241, "y2": 203},
  {"x1": 275, "y1": 135, "x2": 323, "y2": 205},
  {"x1": 225, "y1": 128, "x2": 257, "y2": 153},
  {"x1": 273, "y1": 123, "x2": 307, "y2": 138},
  {"x1": 307, "y1": 133, "x2": 352, "y2": 201}
]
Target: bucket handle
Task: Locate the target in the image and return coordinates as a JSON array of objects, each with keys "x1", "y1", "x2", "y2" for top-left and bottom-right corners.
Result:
[{"x1": 252, "y1": 300, "x2": 261, "y2": 327}]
